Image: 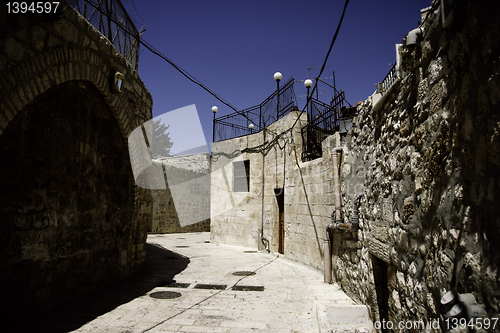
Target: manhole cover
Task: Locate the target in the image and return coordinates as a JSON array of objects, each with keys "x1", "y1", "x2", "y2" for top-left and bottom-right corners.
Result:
[
  {"x1": 194, "y1": 284, "x2": 227, "y2": 290},
  {"x1": 244, "y1": 251, "x2": 258, "y2": 253},
  {"x1": 177, "y1": 237, "x2": 186, "y2": 239},
  {"x1": 162, "y1": 282, "x2": 190, "y2": 288},
  {"x1": 175, "y1": 245, "x2": 189, "y2": 248},
  {"x1": 149, "y1": 291, "x2": 182, "y2": 299},
  {"x1": 232, "y1": 271, "x2": 256, "y2": 276},
  {"x1": 232, "y1": 285, "x2": 265, "y2": 291}
]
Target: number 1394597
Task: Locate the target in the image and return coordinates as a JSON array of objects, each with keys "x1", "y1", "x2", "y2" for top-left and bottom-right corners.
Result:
[{"x1": 6, "y1": 2, "x2": 60, "y2": 14}]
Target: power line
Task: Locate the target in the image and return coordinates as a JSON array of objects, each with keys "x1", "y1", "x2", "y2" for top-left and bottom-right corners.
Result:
[
  {"x1": 78, "y1": 0, "x2": 349, "y2": 154},
  {"x1": 78, "y1": 0, "x2": 257, "y2": 126},
  {"x1": 243, "y1": 0, "x2": 350, "y2": 155}
]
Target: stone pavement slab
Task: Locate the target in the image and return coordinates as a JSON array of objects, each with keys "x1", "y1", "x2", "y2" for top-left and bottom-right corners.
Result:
[{"x1": 19, "y1": 232, "x2": 370, "y2": 333}]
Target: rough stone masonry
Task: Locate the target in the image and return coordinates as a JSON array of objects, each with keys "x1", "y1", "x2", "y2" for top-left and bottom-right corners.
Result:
[{"x1": 333, "y1": 0, "x2": 500, "y2": 326}]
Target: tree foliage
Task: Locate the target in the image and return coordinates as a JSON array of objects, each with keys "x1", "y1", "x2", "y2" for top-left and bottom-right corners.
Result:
[{"x1": 151, "y1": 119, "x2": 174, "y2": 158}]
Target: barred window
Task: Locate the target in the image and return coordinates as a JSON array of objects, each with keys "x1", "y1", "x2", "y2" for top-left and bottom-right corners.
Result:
[{"x1": 233, "y1": 160, "x2": 250, "y2": 192}]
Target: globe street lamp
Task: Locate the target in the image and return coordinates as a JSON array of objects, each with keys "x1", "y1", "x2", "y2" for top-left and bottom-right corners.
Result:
[
  {"x1": 212, "y1": 106, "x2": 218, "y2": 142},
  {"x1": 249, "y1": 123, "x2": 254, "y2": 134},
  {"x1": 304, "y1": 79, "x2": 313, "y2": 115},
  {"x1": 274, "y1": 72, "x2": 282, "y2": 120}
]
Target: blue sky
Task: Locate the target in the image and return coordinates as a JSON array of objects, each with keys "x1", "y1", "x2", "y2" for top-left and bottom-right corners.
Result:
[{"x1": 122, "y1": 0, "x2": 431, "y2": 152}]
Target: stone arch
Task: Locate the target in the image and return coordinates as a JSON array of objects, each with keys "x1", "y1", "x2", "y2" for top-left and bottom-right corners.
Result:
[
  {"x1": 0, "y1": 44, "x2": 149, "y2": 142},
  {"x1": 0, "y1": 78, "x2": 138, "y2": 319},
  {"x1": 0, "y1": 5, "x2": 153, "y2": 320}
]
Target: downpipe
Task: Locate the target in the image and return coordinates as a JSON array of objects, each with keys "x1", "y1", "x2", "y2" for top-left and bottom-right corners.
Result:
[
  {"x1": 324, "y1": 146, "x2": 364, "y2": 283},
  {"x1": 324, "y1": 147, "x2": 343, "y2": 283}
]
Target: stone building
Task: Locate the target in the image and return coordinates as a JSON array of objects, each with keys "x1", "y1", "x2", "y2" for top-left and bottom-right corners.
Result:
[
  {"x1": 211, "y1": 0, "x2": 500, "y2": 328},
  {"x1": 0, "y1": 0, "x2": 152, "y2": 320},
  {"x1": 150, "y1": 153, "x2": 211, "y2": 234}
]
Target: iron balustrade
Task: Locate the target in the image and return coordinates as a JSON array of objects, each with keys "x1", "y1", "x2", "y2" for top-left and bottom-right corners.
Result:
[
  {"x1": 68, "y1": 0, "x2": 140, "y2": 70},
  {"x1": 213, "y1": 78, "x2": 296, "y2": 142},
  {"x1": 376, "y1": 63, "x2": 399, "y2": 94},
  {"x1": 300, "y1": 124, "x2": 332, "y2": 162},
  {"x1": 301, "y1": 87, "x2": 349, "y2": 162}
]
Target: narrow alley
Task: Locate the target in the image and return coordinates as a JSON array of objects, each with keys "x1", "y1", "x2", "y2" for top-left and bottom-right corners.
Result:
[{"x1": 19, "y1": 232, "x2": 369, "y2": 333}]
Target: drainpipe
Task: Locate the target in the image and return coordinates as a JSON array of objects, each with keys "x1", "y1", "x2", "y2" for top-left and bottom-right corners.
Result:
[
  {"x1": 331, "y1": 147, "x2": 343, "y2": 225},
  {"x1": 324, "y1": 147, "x2": 343, "y2": 283},
  {"x1": 324, "y1": 145, "x2": 364, "y2": 283},
  {"x1": 260, "y1": 129, "x2": 270, "y2": 253}
]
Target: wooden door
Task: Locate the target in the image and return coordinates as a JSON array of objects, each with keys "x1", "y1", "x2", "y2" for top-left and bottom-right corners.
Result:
[{"x1": 275, "y1": 188, "x2": 285, "y2": 254}]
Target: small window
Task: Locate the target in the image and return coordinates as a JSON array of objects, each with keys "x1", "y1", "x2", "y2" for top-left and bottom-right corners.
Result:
[{"x1": 233, "y1": 160, "x2": 250, "y2": 192}]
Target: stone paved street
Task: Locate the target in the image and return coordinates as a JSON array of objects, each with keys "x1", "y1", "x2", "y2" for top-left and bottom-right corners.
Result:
[{"x1": 20, "y1": 232, "x2": 370, "y2": 333}]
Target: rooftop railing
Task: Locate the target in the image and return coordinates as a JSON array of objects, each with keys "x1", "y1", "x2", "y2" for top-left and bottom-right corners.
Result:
[
  {"x1": 68, "y1": 0, "x2": 140, "y2": 70},
  {"x1": 213, "y1": 77, "x2": 296, "y2": 142}
]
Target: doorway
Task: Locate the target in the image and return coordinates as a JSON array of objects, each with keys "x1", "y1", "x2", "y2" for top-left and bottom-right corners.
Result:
[
  {"x1": 371, "y1": 255, "x2": 390, "y2": 333},
  {"x1": 274, "y1": 188, "x2": 285, "y2": 254}
]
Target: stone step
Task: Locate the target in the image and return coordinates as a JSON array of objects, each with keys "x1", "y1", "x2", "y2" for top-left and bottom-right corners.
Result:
[{"x1": 316, "y1": 303, "x2": 372, "y2": 333}]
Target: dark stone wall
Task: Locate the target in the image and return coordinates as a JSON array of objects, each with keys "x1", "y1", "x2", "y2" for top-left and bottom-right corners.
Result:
[
  {"x1": 0, "y1": 1, "x2": 153, "y2": 320},
  {"x1": 0, "y1": 80, "x2": 138, "y2": 316}
]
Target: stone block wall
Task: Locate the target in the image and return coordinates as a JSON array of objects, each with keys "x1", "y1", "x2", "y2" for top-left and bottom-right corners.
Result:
[
  {"x1": 0, "y1": 1, "x2": 152, "y2": 320},
  {"x1": 150, "y1": 154, "x2": 211, "y2": 234},
  {"x1": 211, "y1": 111, "x2": 300, "y2": 249},
  {"x1": 332, "y1": 0, "x2": 500, "y2": 326}
]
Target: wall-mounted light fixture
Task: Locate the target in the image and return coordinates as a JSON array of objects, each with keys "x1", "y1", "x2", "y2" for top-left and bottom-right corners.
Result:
[{"x1": 113, "y1": 71, "x2": 125, "y2": 93}]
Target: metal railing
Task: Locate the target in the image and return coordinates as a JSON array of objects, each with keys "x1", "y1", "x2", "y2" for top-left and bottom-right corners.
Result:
[
  {"x1": 301, "y1": 124, "x2": 332, "y2": 162},
  {"x1": 376, "y1": 63, "x2": 399, "y2": 94},
  {"x1": 301, "y1": 88, "x2": 349, "y2": 162},
  {"x1": 68, "y1": 0, "x2": 140, "y2": 70},
  {"x1": 214, "y1": 78, "x2": 296, "y2": 142}
]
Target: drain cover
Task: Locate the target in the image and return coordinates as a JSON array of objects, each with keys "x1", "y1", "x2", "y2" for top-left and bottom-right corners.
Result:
[
  {"x1": 232, "y1": 285, "x2": 265, "y2": 291},
  {"x1": 232, "y1": 271, "x2": 256, "y2": 276},
  {"x1": 149, "y1": 291, "x2": 182, "y2": 299},
  {"x1": 162, "y1": 282, "x2": 191, "y2": 288},
  {"x1": 244, "y1": 251, "x2": 258, "y2": 253},
  {"x1": 175, "y1": 245, "x2": 189, "y2": 248},
  {"x1": 194, "y1": 284, "x2": 227, "y2": 290}
]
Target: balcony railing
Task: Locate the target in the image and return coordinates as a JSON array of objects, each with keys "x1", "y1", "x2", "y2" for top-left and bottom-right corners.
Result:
[
  {"x1": 376, "y1": 63, "x2": 399, "y2": 94},
  {"x1": 68, "y1": 0, "x2": 140, "y2": 70},
  {"x1": 213, "y1": 78, "x2": 296, "y2": 142}
]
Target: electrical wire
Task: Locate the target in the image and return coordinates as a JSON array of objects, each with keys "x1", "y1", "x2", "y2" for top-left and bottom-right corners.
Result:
[
  {"x1": 242, "y1": 0, "x2": 350, "y2": 155},
  {"x1": 74, "y1": 0, "x2": 349, "y2": 156},
  {"x1": 76, "y1": 0, "x2": 257, "y2": 127}
]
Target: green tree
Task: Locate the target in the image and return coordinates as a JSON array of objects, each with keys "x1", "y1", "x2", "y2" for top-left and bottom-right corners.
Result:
[{"x1": 151, "y1": 119, "x2": 174, "y2": 158}]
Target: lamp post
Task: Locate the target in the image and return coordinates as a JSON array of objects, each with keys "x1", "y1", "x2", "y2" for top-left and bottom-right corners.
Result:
[
  {"x1": 304, "y1": 79, "x2": 313, "y2": 116},
  {"x1": 274, "y1": 72, "x2": 282, "y2": 120},
  {"x1": 212, "y1": 106, "x2": 218, "y2": 142},
  {"x1": 249, "y1": 123, "x2": 254, "y2": 134}
]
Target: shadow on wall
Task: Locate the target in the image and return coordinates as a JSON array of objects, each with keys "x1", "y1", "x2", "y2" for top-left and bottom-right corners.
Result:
[{"x1": 12, "y1": 243, "x2": 190, "y2": 333}]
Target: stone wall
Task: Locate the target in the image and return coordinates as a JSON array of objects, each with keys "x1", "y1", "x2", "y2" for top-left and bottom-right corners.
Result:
[
  {"x1": 333, "y1": 0, "x2": 500, "y2": 326},
  {"x1": 151, "y1": 154, "x2": 211, "y2": 234},
  {"x1": 211, "y1": 110, "x2": 335, "y2": 268},
  {"x1": 210, "y1": 0, "x2": 500, "y2": 328},
  {"x1": 0, "y1": 1, "x2": 152, "y2": 319}
]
